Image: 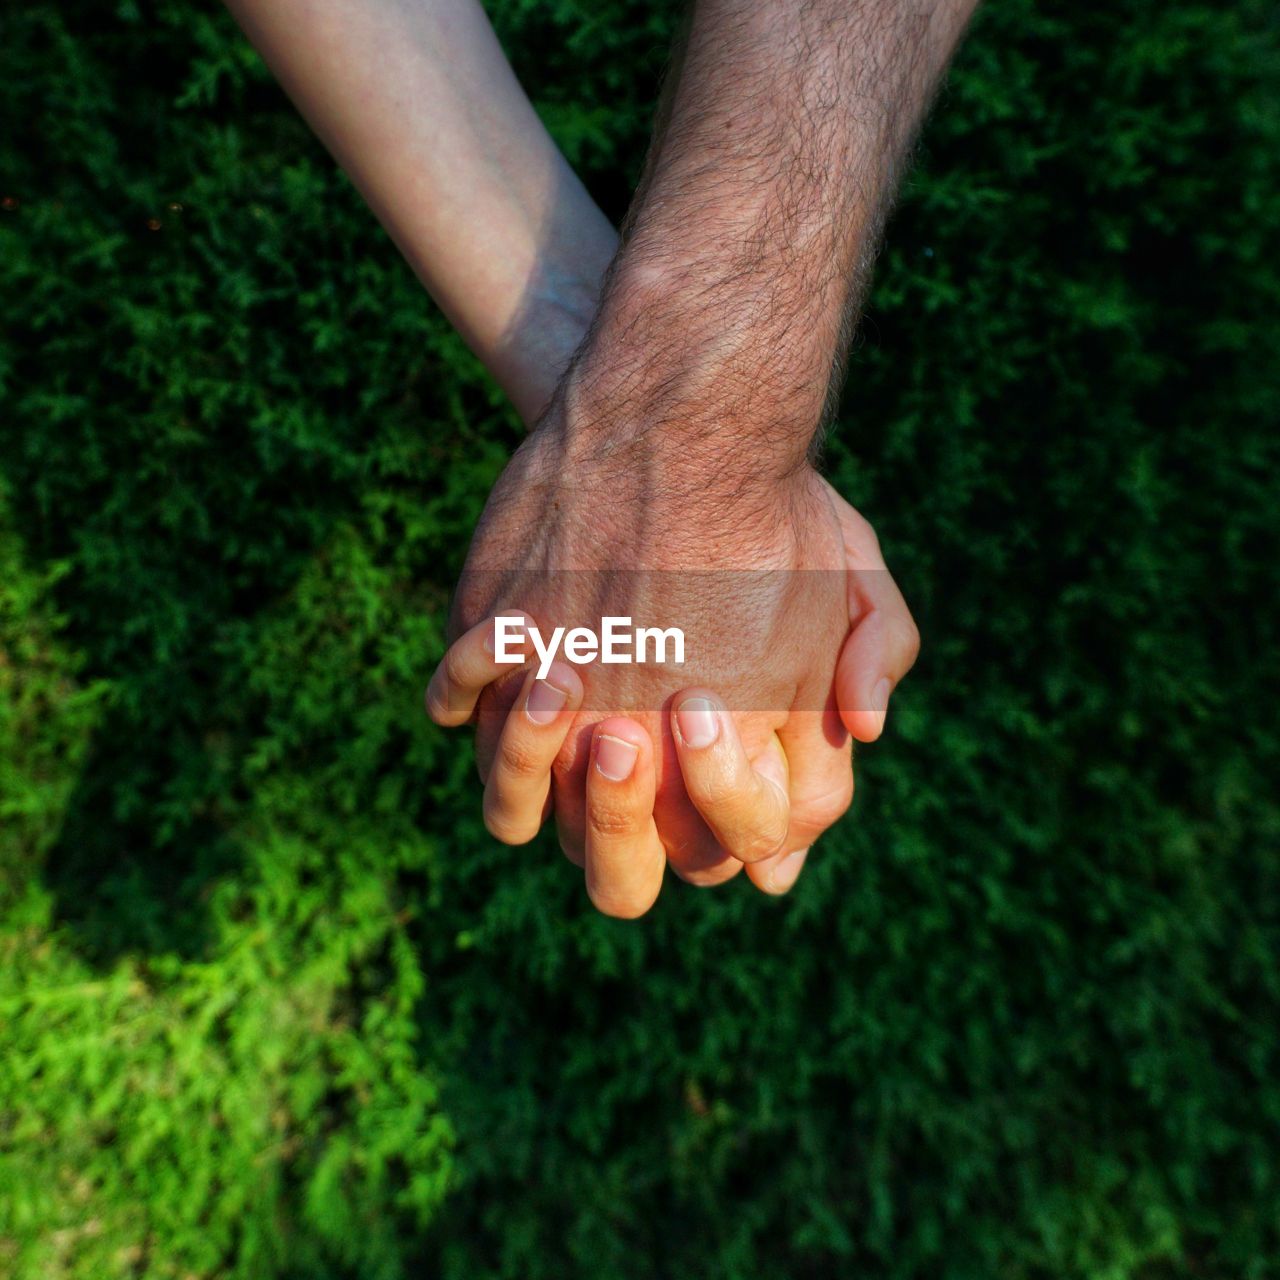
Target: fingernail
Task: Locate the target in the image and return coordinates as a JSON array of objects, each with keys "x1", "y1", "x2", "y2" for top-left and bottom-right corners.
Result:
[
  {"x1": 677, "y1": 697, "x2": 720, "y2": 749},
  {"x1": 871, "y1": 678, "x2": 890, "y2": 717},
  {"x1": 767, "y1": 847, "x2": 809, "y2": 894},
  {"x1": 526, "y1": 677, "x2": 568, "y2": 725},
  {"x1": 595, "y1": 734, "x2": 638, "y2": 782}
]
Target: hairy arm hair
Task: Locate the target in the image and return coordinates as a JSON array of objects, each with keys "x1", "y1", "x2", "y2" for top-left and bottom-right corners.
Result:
[{"x1": 557, "y1": 0, "x2": 979, "y2": 482}]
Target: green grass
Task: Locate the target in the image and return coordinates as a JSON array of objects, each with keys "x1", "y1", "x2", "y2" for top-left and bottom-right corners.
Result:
[{"x1": 1, "y1": 1, "x2": 1278, "y2": 1276}]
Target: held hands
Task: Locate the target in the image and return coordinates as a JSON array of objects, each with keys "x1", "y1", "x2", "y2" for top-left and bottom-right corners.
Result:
[
  {"x1": 223, "y1": 0, "x2": 949, "y2": 915},
  {"x1": 427, "y1": 389, "x2": 919, "y2": 915},
  {"x1": 423, "y1": 183, "x2": 919, "y2": 917}
]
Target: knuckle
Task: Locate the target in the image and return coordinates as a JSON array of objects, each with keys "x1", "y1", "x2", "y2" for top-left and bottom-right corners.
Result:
[
  {"x1": 587, "y1": 796, "x2": 640, "y2": 839},
  {"x1": 734, "y1": 824, "x2": 790, "y2": 865},
  {"x1": 441, "y1": 645, "x2": 470, "y2": 691},
  {"x1": 850, "y1": 509, "x2": 880, "y2": 551},
  {"x1": 498, "y1": 735, "x2": 545, "y2": 781},
  {"x1": 687, "y1": 767, "x2": 743, "y2": 811},
  {"x1": 836, "y1": 500, "x2": 879, "y2": 552},
  {"x1": 551, "y1": 751, "x2": 579, "y2": 785},
  {"x1": 453, "y1": 592, "x2": 485, "y2": 634},
  {"x1": 424, "y1": 681, "x2": 450, "y2": 725},
  {"x1": 799, "y1": 773, "x2": 856, "y2": 833}
]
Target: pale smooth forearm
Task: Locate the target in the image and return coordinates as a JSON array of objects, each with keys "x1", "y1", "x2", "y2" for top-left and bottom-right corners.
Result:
[
  {"x1": 224, "y1": 0, "x2": 616, "y2": 422},
  {"x1": 568, "y1": 0, "x2": 978, "y2": 478}
]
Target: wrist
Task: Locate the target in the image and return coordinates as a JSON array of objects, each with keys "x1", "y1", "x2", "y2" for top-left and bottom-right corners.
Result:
[{"x1": 553, "y1": 262, "x2": 829, "y2": 486}]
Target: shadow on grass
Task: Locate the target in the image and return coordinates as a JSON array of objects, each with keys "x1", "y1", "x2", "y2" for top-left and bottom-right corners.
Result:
[{"x1": 39, "y1": 700, "x2": 247, "y2": 965}]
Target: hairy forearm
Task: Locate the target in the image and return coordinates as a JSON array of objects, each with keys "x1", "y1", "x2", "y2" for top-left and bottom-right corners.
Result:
[
  {"x1": 568, "y1": 0, "x2": 977, "y2": 478},
  {"x1": 224, "y1": 0, "x2": 616, "y2": 423}
]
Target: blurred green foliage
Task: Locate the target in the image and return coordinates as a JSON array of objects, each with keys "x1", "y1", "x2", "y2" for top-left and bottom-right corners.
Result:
[{"x1": 1, "y1": 0, "x2": 1278, "y2": 1276}]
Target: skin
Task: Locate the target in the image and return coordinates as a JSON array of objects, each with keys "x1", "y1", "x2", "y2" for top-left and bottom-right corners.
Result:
[
  {"x1": 225, "y1": 0, "x2": 966, "y2": 914},
  {"x1": 222, "y1": 0, "x2": 616, "y2": 424},
  {"x1": 443, "y1": 0, "x2": 974, "y2": 906}
]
